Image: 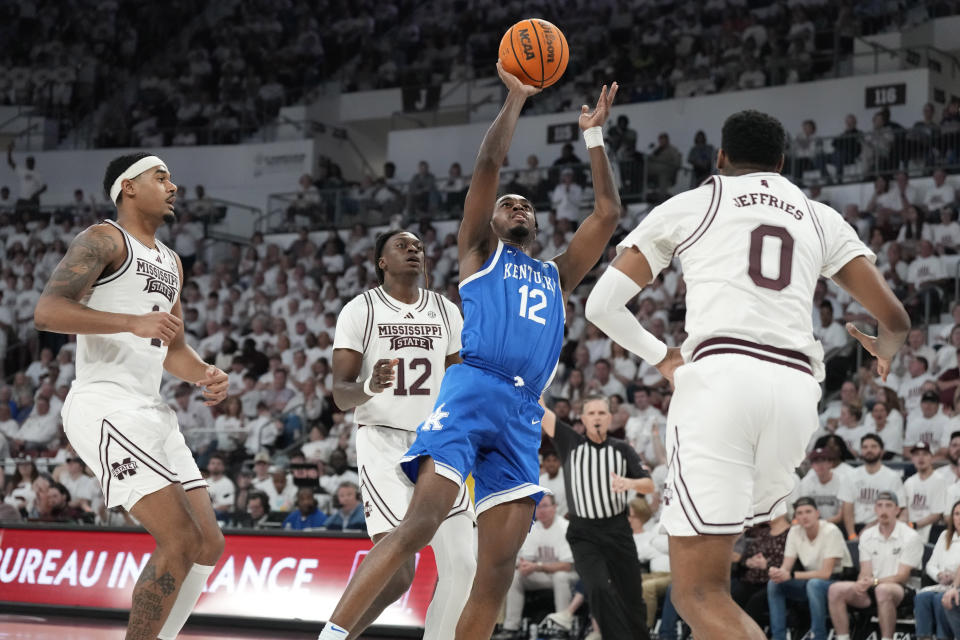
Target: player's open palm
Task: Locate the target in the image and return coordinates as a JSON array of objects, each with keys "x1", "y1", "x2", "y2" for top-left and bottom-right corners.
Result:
[
  {"x1": 845, "y1": 322, "x2": 892, "y2": 381},
  {"x1": 579, "y1": 82, "x2": 619, "y2": 131},
  {"x1": 130, "y1": 310, "x2": 181, "y2": 345},
  {"x1": 496, "y1": 60, "x2": 540, "y2": 98}
]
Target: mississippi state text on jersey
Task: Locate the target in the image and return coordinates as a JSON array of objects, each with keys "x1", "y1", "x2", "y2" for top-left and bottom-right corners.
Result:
[
  {"x1": 334, "y1": 287, "x2": 463, "y2": 430},
  {"x1": 70, "y1": 219, "x2": 182, "y2": 407},
  {"x1": 619, "y1": 173, "x2": 874, "y2": 381}
]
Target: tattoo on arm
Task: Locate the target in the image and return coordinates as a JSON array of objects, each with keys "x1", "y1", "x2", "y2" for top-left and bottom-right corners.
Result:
[{"x1": 40, "y1": 226, "x2": 120, "y2": 302}]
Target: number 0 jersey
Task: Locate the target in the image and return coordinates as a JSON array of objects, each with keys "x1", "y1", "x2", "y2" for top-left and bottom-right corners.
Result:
[
  {"x1": 458, "y1": 239, "x2": 565, "y2": 392},
  {"x1": 70, "y1": 219, "x2": 182, "y2": 408},
  {"x1": 619, "y1": 173, "x2": 874, "y2": 382},
  {"x1": 334, "y1": 287, "x2": 463, "y2": 431}
]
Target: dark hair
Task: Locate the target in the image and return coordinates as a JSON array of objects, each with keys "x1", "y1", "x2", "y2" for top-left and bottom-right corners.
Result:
[
  {"x1": 373, "y1": 228, "x2": 422, "y2": 284},
  {"x1": 861, "y1": 432, "x2": 884, "y2": 449},
  {"x1": 248, "y1": 491, "x2": 269, "y2": 513},
  {"x1": 542, "y1": 450, "x2": 560, "y2": 460},
  {"x1": 947, "y1": 499, "x2": 960, "y2": 550},
  {"x1": 720, "y1": 110, "x2": 786, "y2": 171},
  {"x1": 915, "y1": 356, "x2": 929, "y2": 371},
  {"x1": 208, "y1": 454, "x2": 225, "y2": 466},
  {"x1": 843, "y1": 402, "x2": 862, "y2": 421},
  {"x1": 103, "y1": 152, "x2": 153, "y2": 205},
  {"x1": 49, "y1": 481, "x2": 70, "y2": 502},
  {"x1": 813, "y1": 434, "x2": 855, "y2": 461}
]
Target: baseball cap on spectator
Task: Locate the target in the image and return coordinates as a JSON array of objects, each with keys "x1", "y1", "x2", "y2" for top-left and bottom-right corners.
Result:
[
  {"x1": 253, "y1": 451, "x2": 271, "y2": 464},
  {"x1": 875, "y1": 491, "x2": 899, "y2": 505},
  {"x1": 911, "y1": 441, "x2": 932, "y2": 453},
  {"x1": 922, "y1": 391, "x2": 940, "y2": 403},
  {"x1": 793, "y1": 496, "x2": 818, "y2": 510},
  {"x1": 808, "y1": 448, "x2": 835, "y2": 462}
]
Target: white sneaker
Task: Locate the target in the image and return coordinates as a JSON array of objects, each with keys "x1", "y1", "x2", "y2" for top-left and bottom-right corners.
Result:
[
  {"x1": 584, "y1": 631, "x2": 602, "y2": 640},
  {"x1": 543, "y1": 611, "x2": 574, "y2": 630}
]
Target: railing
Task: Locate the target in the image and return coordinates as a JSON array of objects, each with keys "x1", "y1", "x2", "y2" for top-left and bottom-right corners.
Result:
[{"x1": 201, "y1": 198, "x2": 266, "y2": 243}]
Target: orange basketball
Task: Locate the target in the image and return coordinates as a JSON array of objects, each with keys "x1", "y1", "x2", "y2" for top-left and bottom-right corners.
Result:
[{"x1": 498, "y1": 19, "x2": 569, "y2": 89}]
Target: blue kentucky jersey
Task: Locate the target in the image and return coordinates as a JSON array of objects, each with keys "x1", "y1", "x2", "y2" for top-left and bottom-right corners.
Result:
[{"x1": 458, "y1": 240, "x2": 565, "y2": 392}]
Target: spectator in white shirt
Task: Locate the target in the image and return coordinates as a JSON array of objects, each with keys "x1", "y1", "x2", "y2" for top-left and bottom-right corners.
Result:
[
  {"x1": 903, "y1": 441, "x2": 946, "y2": 541},
  {"x1": 906, "y1": 390, "x2": 950, "y2": 459},
  {"x1": 262, "y1": 466, "x2": 297, "y2": 512},
  {"x1": 908, "y1": 240, "x2": 946, "y2": 292},
  {"x1": 214, "y1": 396, "x2": 246, "y2": 454},
  {"x1": 629, "y1": 497, "x2": 671, "y2": 627},
  {"x1": 586, "y1": 359, "x2": 626, "y2": 400},
  {"x1": 768, "y1": 497, "x2": 851, "y2": 640},
  {"x1": 798, "y1": 448, "x2": 848, "y2": 526},
  {"x1": 840, "y1": 434, "x2": 906, "y2": 535},
  {"x1": 937, "y1": 431, "x2": 960, "y2": 486},
  {"x1": 924, "y1": 168, "x2": 957, "y2": 214},
  {"x1": 13, "y1": 396, "x2": 59, "y2": 454},
  {"x1": 899, "y1": 356, "x2": 936, "y2": 415},
  {"x1": 318, "y1": 448, "x2": 359, "y2": 496},
  {"x1": 550, "y1": 168, "x2": 583, "y2": 222},
  {"x1": 205, "y1": 454, "x2": 236, "y2": 516},
  {"x1": 502, "y1": 494, "x2": 576, "y2": 634},
  {"x1": 933, "y1": 206, "x2": 960, "y2": 256},
  {"x1": 921, "y1": 500, "x2": 960, "y2": 638},
  {"x1": 869, "y1": 400, "x2": 904, "y2": 460},
  {"x1": 828, "y1": 492, "x2": 923, "y2": 640},
  {"x1": 244, "y1": 402, "x2": 279, "y2": 456},
  {"x1": 834, "y1": 404, "x2": 869, "y2": 457},
  {"x1": 539, "y1": 451, "x2": 567, "y2": 517},
  {"x1": 58, "y1": 455, "x2": 101, "y2": 513},
  {"x1": 814, "y1": 301, "x2": 849, "y2": 356}
]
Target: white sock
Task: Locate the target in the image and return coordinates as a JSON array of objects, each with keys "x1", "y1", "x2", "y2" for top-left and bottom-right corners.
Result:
[
  {"x1": 423, "y1": 513, "x2": 477, "y2": 640},
  {"x1": 836, "y1": 635, "x2": 850, "y2": 640},
  {"x1": 156, "y1": 563, "x2": 215, "y2": 640},
  {"x1": 318, "y1": 622, "x2": 350, "y2": 640}
]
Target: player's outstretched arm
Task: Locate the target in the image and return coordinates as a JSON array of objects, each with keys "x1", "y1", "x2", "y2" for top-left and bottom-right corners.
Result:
[
  {"x1": 163, "y1": 253, "x2": 228, "y2": 405},
  {"x1": 585, "y1": 247, "x2": 684, "y2": 381},
  {"x1": 553, "y1": 83, "x2": 622, "y2": 294},
  {"x1": 332, "y1": 349, "x2": 397, "y2": 411},
  {"x1": 34, "y1": 224, "x2": 181, "y2": 343},
  {"x1": 831, "y1": 256, "x2": 911, "y2": 381},
  {"x1": 458, "y1": 62, "x2": 538, "y2": 275}
]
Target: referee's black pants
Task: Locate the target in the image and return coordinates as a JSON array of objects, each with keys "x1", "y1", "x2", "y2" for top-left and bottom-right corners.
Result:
[{"x1": 567, "y1": 513, "x2": 649, "y2": 640}]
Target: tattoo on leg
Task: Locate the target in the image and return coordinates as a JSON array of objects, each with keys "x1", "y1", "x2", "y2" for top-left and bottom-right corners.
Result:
[{"x1": 126, "y1": 560, "x2": 182, "y2": 640}]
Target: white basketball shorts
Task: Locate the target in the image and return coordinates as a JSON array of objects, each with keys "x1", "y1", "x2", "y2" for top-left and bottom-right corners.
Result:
[
  {"x1": 62, "y1": 393, "x2": 207, "y2": 512},
  {"x1": 661, "y1": 347, "x2": 821, "y2": 536},
  {"x1": 355, "y1": 424, "x2": 475, "y2": 538}
]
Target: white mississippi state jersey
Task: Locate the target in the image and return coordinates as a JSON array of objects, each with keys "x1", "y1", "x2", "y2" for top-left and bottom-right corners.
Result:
[
  {"x1": 70, "y1": 219, "x2": 181, "y2": 407},
  {"x1": 334, "y1": 287, "x2": 463, "y2": 430},
  {"x1": 619, "y1": 172, "x2": 874, "y2": 381}
]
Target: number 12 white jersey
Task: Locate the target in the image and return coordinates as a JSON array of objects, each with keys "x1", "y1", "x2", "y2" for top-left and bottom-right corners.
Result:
[
  {"x1": 334, "y1": 287, "x2": 463, "y2": 430},
  {"x1": 619, "y1": 172, "x2": 874, "y2": 381}
]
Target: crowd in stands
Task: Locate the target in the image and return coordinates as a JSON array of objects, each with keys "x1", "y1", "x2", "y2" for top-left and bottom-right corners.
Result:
[{"x1": 6, "y1": 1, "x2": 957, "y2": 150}]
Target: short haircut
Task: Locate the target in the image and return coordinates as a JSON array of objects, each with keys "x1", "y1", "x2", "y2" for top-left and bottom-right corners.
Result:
[
  {"x1": 374, "y1": 228, "x2": 421, "y2": 284},
  {"x1": 49, "y1": 481, "x2": 70, "y2": 502},
  {"x1": 337, "y1": 481, "x2": 360, "y2": 498},
  {"x1": 208, "y1": 454, "x2": 225, "y2": 466},
  {"x1": 861, "y1": 432, "x2": 884, "y2": 449},
  {"x1": 248, "y1": 492, "x2": 269, "y2": 512},
  {"x1": 916, "y1": 356, "x2": 929, "y2": 371},
  {"x1": 720, "y1": 110, "x2": 787, "y2": 171},
  {"x1": 542, "y1": 450, "x2": 560, "y2": 461},
  {"x1": 103, "y1": 152, "x2": 153, "y2": 205},
  {"x1": 582, "y1": 394, "x2": 610, "y2": 410},
  {"x1": 540, "y1": 493, "x2": 557, "y2": 506},
  {"x1": 843, "y1": 403, "x2": 863, "y2": 421},
  {"x1": 950, "y1": 430, "x2": 960, "y2": 443},
  {"x1": 595, "y1": 358, "x2": 611, "y2": 368}
]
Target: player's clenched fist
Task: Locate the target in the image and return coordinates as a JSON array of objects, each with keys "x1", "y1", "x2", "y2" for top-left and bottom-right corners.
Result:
[
  {"x1": 369, "y1": 358, "x2": 399, "y2": 392},
  {"x1": 129, "y1": 310, "x2": 182, "y2": 345}
]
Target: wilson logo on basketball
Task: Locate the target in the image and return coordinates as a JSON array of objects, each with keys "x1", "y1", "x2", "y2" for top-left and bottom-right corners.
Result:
[{"x1": 110, "y1": 458, "x2": 139, "y2": 480}]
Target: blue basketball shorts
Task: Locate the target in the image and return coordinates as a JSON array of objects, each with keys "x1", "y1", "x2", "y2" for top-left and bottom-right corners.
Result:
[{"x1": 399, "y1": 363, "x2": 548, "y2": 515}]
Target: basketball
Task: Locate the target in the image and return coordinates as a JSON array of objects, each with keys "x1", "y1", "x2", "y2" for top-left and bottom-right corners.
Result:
[{"x1": 498, "y1": 19, "x2": 569, "y2": 89}]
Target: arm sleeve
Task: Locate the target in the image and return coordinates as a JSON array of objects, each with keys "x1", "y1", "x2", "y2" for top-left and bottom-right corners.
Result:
[
  {"x1": 550, "y1": 420, "x2": 584, "y2": 463},
  {"x1": 444, "y1": 297, "x2": 464, "y2": 354},
  {"x1": 332, "y1": 296, "x2": 366, "y2": 352},
  {"x1": 617, "y1": 183, "x2": 715, "y2": 277},
  {"x1": 819, "y1": 204, "x2": 877, "y2": 278}
]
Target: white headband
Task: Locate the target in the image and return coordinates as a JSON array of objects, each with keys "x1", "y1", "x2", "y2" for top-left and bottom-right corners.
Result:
[{"x1": 109, "y1": 155, "x2": 167, "y2": 204}]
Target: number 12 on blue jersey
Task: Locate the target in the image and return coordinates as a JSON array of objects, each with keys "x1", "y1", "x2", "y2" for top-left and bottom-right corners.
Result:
[{"x1": 518, "y1": 285, "x2": 548, "y2": 325}]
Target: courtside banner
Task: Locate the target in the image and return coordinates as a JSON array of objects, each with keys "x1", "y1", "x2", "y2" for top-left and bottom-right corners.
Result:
[{"x1": 0, "y1": 526, "x2": 437, "y2": 627}]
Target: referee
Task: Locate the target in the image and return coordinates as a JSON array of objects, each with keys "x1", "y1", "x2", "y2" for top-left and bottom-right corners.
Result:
[{"x1": 542, "y1": 394, "x2": 654, "y2": 640}]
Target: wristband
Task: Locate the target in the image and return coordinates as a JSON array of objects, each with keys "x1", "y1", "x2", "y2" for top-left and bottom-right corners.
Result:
[
  {"x1": 362, "y1": 375, "x2": 382, "y2": 396},
  {"x1": 583, "y1": 126, "x2": 604, "y2": 149}
]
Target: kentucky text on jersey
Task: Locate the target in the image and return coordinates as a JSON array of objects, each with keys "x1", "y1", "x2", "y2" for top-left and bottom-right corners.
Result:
[
  {"x1": 135, "y1": 258, "x2": 179, "y2": 302},
  {"x1": 502, "y1": 262, "x2": 558, "y2": 293},
  {"x1": 731, "y1": 192, "x2": 804, "y2": 220}
]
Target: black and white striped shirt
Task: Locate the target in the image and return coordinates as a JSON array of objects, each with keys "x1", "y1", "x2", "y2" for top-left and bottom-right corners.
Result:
[{"x1": 551, "y1": 420, "x2": 647, "y2": 520}]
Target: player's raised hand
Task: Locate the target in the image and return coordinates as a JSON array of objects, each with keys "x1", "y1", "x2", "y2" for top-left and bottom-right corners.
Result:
[
  {"x1": 370, "y1": 358, "x2": 399, "y2": 392},
  {"x1": 579, "y1": 82, "x2": 619, "y2": 131},
  {"x1": 196, "y1": 365, "x2": 229, "y2": 406},
  {"x1": 496, "y1": 60, "x2": 541, "y2": 98},
  {"x1": 845, "y1": 322, "x2": 893, "y2": 382},
  {"x1": 129, "y1": 310, "x2": 182, "y2": 345}
]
